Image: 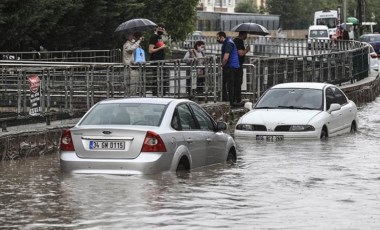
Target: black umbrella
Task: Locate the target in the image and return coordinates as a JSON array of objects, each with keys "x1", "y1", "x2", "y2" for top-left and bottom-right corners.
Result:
[
  {"x1": 231, "y1": 22, "x2": 270, "y2": 36},
  {"x1": 115, "y1": 18, "x2": 157, "y2": 33}
]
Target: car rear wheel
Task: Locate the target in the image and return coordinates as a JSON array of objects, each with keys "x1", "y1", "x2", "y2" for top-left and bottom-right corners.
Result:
[
  {"x1": 176, "y1": 156, "x2": 190, "y2": 172},
  {"x1": 226, "y1": 149, "x2": 236, "y2": 164}
]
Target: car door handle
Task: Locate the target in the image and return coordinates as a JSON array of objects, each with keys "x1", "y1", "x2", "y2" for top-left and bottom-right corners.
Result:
[
  {"x1": 206, "y1": 138, "x2": 212, "y2": 142},
  {"x1": 186, "y1": 138, "x2": 193, "y2": 144}
]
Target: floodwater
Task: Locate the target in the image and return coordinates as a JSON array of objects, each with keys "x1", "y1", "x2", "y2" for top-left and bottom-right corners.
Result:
[{"x1": 1, "y1": 98, "x2": 380, "y2": 229}]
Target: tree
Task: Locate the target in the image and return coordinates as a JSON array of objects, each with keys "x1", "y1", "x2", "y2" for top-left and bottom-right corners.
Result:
[
  {"x1": 0, "y1": 0, "x2": 199, "y2": 51},
  {"x1": 266, "y1": 0, "x2": 310, "y2": 29},
  {"x1": 235, "y1": 0, "x2": 259, "y2": 13}
]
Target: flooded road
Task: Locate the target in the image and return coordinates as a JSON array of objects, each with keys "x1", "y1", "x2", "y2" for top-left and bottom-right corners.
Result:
[{"x1": 1, "y1": 98, "x2": 380, "y2": 229}]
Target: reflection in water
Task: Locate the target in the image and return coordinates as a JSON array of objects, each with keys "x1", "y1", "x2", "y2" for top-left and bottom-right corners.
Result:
[{"x1": 1, "y1": 98, "x2": 380, "y2": 229}]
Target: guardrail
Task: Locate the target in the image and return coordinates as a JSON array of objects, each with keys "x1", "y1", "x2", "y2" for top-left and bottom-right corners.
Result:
[
  {"x1": 0, "y1": 38, "x2": 370, "y2": 130},
  {"x1": 0, "y1": 56, "x2": 221, "y2": 115},
  {"x1": 0, "y1": 49, "x2": 122, "y2": 63}
]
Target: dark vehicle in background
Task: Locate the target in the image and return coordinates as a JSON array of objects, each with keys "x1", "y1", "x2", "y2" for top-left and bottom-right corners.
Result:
[{"x1": 359, "y1": 34, "x2": 380, "y2": 55}]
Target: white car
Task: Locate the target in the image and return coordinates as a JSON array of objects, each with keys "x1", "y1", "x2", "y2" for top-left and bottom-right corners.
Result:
[
  {"x1": 307, "y1": 25, "x2": 330, "y2": 49},
  {"x1": 365, "y1": 43, "x2": 379, "y2": 72},
  {"x1": 60, "y1": 98, "x2": 236, "y2": 174},
  {"x1": 234, "y1": 82, "x2": 358, "y2": 140}
]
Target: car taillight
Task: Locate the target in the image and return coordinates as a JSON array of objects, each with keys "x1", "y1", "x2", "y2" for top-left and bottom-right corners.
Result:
[
  {"x1": 141, "y1": 131, "x2": 167, "y2": 152},
  {"x1": 371, "y1": 53, "x2": 378, "y2": 58},
  {"x1": 60, "y1": 129, "x2": 75, "y2": 151}
]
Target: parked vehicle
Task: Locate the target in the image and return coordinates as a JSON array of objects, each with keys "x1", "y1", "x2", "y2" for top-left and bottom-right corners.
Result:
[
  {"x1": 363, "y1": 42, "x2": 379, "y2": 73},
  {"x1": 183, "y1": 31, "x2": 204, "y2": 49},
  {"x1": 314, "y1": 10, "x2": 338, "y2": 37},
  {"x1": 234, "y1": 82, "x2": 358, "y2": 140},
  {"x1": 359, "y1": 34, "x2": 380, "y2": 55},
  {"x1": 307, "y1": 25, "x2": 330, "y2": 49},
  {"x1": 60, "y1": 98, "x2": 236, "y2": 174}
]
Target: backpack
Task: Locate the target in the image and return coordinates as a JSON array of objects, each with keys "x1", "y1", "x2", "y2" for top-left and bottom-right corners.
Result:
[{"x1": 134, "y1": 47, "x2": 146, "y2": 63}]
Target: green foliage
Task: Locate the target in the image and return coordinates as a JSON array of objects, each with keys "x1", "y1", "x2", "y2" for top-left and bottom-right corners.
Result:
[
  {"x1": 0, "y1": 0, "x2": 198, "y2": 51},
  {"x1": 235, "y1": 0, "x2": 258, "y2": 13}
]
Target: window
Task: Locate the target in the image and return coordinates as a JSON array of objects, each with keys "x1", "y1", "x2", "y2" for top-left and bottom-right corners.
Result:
[
  {"x1": 79, "y1": 103, "x2": 165, "y2": 126},
  {"x1": 332, "y1": 87, "x2": 347, "y2": 105},
  {"x1": 171, "y1": 110, "x2": 181, "y2": 130},
  {"x1": 177, "y1": 104, "x2": 197, "y2": 130},
  {"x1": 325, "y1": 87, "x2": 335, "y2": 110},
  {"x1": 189, "y1": 103, "x2": 215, "y2": 131}
]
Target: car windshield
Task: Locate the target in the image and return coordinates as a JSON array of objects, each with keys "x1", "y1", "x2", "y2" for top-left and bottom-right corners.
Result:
[
  {"x1": 79, "y1": 103, "x2": 166, "y2": 126},
  {"x1": 255, "y1": 88, "x2": 323, "y2": 110},
  {"x1": 310, "y1": 30, "x2": 328, "y2": 38}
]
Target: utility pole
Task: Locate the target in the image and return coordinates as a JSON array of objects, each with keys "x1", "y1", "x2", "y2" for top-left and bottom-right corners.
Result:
[
  {"x1": 357, "y1": 0, "x2": 363, "y2": 35},
  {"x1": 343, "y1": 0, "x2": 347, "y2": 24}
]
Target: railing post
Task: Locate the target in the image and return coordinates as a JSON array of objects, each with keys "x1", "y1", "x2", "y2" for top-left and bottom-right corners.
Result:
[{"x1": 2, "y1": 121, "x2": 7, "y2": 132}]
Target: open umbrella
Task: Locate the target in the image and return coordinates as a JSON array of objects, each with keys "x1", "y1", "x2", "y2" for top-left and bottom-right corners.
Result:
[
  {"x1": 347, "y1": 17, "x2": 359, "y2": 25},
  {"x1": 115, "y1": 18, "x2": 157, "y2": 33},
  {"x1": 231, "y1": 22, "x2": 270, "y2": 36}
]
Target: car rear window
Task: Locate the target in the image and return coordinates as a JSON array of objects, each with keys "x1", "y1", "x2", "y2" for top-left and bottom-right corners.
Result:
[{"x1": 79, "y1": 103, "x2": 166, "y2": 126}]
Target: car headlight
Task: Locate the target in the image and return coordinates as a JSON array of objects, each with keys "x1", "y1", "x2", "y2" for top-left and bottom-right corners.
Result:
[
  {"x1": 289, "y1": 125, "x2": 315, "y2": 132},
  {"x1": 235, "y1": 124, "x2": 267, "y2": 131}
]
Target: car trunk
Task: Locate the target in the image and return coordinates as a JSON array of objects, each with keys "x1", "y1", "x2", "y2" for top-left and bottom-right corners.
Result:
[{"x1": 71, "y1": 127, "x2": 148, "y2": 159}]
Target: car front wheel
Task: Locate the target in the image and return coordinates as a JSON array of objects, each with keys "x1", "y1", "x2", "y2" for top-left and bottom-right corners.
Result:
[{"x1": 320, "y1": 129, "x2": 327, "y2": 139}]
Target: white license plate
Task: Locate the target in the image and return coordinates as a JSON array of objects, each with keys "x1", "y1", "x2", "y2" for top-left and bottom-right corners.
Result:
[
  {"x1": 256, "y1": 135, "x2": 284, "y2": 141},
  {"x1": 89, "y1": 141, "x2": 125, "y2": 150}
]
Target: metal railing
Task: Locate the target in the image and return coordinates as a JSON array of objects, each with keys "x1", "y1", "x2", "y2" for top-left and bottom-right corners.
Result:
[
  {"x1": 0, "y1": 37, "x2": 370, "y2": 126},
  {"x1": 0, "y1": 49, "x2": 122, "y2": 63},
  {"x1": 0, "y1": 56, "x2": 221, "y2": 116}
]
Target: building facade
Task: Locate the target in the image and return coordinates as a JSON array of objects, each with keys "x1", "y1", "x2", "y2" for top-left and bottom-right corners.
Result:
[{"x1": 197, "y1": 0, "x2": 267, "y2": 13}]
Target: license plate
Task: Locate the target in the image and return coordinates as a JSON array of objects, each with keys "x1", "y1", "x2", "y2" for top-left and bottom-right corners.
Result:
[
  {"x1": 89, "y1": 141, "x2": 125, "y2": 150},
  {"x1": 256, "y1": 135, "x2": 284, "y2": 141}
]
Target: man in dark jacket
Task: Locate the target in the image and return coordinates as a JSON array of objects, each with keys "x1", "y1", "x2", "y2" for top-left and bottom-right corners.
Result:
[
  {"x1": 216, "y1": 31, "x2": 240, "y2": 107},
  {"x1": 233, "y1": 31, "x2": 250, "y2": 105}
]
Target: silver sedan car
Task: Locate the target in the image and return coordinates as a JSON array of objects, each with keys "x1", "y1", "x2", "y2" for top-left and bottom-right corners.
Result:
[{"x1": 60, "y1": 98, "x2": 236, "y2": 174}]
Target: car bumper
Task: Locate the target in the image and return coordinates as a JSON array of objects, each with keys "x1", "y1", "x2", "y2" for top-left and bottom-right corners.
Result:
[
  {"x1": 234, "y1": 130, "x2": 321, "y2": 140},
  {"x1": 60, "y1": 151, "x2": 172, "y2": 175}
]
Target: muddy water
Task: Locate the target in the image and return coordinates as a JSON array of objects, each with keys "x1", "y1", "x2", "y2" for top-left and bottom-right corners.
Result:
[{"x1": 1, "y1": 98, "x2": 380, "y2": 229}]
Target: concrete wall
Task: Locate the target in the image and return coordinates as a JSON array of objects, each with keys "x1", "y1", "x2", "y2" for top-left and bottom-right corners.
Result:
[{"x1": 0, "y1": 74, "x2": 379, "y2": 161}]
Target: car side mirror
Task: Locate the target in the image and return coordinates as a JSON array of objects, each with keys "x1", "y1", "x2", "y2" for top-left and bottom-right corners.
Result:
[
  {"x1": 216, "y1": 121, "x2": 227, "y2": 131},
  {"x1": 305, "y1": 34, "x2": 308, "y2": 39},
  {"x1": 244, "y1": 102, "x2": 253, "y2": 110},
  {"x1": 328, "y1": 103, "x2": 341, "y2": 113}
]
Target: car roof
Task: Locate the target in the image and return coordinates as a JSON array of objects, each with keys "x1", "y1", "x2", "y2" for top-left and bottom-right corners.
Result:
[
  {"x1": 360, "y1": 34, "x2": 380, "y2": 37},
  {"x1": 98, "y1": 97, "x2": 189, "y2": 105},
  {"x1": 271, "y1": 82, "x2": 332, "y2": 90}
]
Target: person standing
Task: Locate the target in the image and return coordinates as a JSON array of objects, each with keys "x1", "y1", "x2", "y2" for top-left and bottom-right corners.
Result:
[
  {"x1": 123, "y1": 33, "x2": 144, "y2": 95},
  {"x1": 184, "y1": 40, "x2": 206, "y2": 95},
  {"x1": 148, "y1": 23, "x2": 167, "y2": 96},
  {"x1": 183, "y1": 40, "x2": 205, "y2": 59},
  {"x1": 123, "y1": 33, "x2": 144, "y2": 65},
  {"x1": 233, "y1": 31, "x2": 250, "y2": 105},
  {"x1": 148, "y1": 23, "x2": 166, "y2": 61},
  {"x1": 216, "y1": 31, "x2": 240, "y2": 107}
]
